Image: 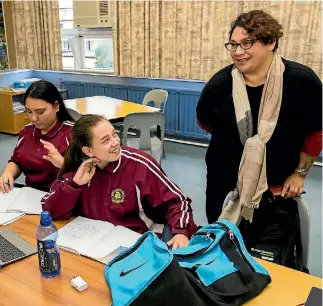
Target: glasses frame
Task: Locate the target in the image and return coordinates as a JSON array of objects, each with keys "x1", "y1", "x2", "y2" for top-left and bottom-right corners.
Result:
[{"x1": 224, "y1": 39, "x2": 256, "y2": 52}]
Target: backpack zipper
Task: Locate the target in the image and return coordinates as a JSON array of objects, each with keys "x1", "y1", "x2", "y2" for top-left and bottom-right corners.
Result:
[
  {"x1": 216, "y1": 222, "x2": 255, "y2": 272},
  {"x1": 174, "y1": 232, "x2": 216, "y2": 258},
  {"x1": 107, "y1": 235, "x2": 148, "y2": 267}
]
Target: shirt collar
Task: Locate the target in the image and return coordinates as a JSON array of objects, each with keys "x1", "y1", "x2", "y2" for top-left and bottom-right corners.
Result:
[
  {"x1": 103, "y1": 152, "x2": 122, "y2": 173},
  {"x1": 33, "y1": 121, "x2": 64, "y2": 139}
]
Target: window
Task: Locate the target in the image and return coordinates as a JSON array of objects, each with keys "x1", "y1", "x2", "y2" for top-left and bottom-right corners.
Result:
[
  {"x1": 62, "y1": 40, "x2": 70, "y2": 51},
  {"x1": 61, "y1": 39, "x2": 74, "y2": 69},
  {"x1": 58, "y1": 0, "x2": 73, "y2": 30},
  {"x1": 83, "y1": 38, "x2": 113, "y2": 69},
  {"x1": 58, "y1": 0, "x2": 114, "y2": 73}
]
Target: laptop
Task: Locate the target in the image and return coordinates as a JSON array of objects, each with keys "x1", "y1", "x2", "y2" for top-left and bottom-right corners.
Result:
[
  {"x1": 0, "y1": 228, "x2": 37, "y2": 268},
  {"x1": 305, "y1": 287, "x2": 322, "y2": 306}
]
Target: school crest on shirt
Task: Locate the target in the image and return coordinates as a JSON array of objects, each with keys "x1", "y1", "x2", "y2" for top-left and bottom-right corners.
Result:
[{"x1": 111, "y1": 189, "x2": 125, "y2": 204}]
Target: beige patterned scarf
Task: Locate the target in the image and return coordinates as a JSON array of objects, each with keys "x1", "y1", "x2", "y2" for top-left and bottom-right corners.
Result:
[{"x1": 219, "y1": 52, "x2": 285, "y2": 224}]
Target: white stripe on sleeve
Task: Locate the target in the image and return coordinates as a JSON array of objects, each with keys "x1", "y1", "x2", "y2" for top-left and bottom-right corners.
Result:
[{"x1": 122, "y1": 150, "x2": 189, "y2": 228}]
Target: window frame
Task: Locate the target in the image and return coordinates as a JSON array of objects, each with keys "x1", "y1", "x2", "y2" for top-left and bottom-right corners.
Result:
[{"x1": 60, "y1": 28, "x2": 114, "y2": 74}]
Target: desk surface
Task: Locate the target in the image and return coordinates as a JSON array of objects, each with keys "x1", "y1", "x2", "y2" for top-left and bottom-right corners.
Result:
[
  {"x1": 0, "y1": 216, "x2": 322, "y2": 306},
  {"x1": 64, "y1": 96, "x2": 160, "y2": 121}
]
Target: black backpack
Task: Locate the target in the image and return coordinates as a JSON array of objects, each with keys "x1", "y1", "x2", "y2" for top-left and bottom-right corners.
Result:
[{"x1": 239, "y1": 191, "x2": 305, "y2": 271}]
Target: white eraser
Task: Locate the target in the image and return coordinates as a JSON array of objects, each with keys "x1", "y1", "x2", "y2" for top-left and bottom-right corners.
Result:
[{"x1": 71, "y1": 276, "x2": 88, "y2": 292}]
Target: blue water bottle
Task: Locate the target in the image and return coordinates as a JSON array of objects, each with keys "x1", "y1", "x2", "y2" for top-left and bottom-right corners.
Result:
[{"x1": 36, "y1": 211, "x2": 61, "y2": 278}]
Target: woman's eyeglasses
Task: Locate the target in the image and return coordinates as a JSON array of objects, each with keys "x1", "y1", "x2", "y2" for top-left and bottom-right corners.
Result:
[{"x1": 224, "y1": 39, "x2": 255, "y2": 52}]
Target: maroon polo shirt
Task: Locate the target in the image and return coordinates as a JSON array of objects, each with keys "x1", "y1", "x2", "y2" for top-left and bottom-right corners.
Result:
[
  {"x1": 9, "y1": 121, "x2": 74, "y2": 191},
  {"x1": 42, "y1": 146, "x2": 197, "y2": 238}
]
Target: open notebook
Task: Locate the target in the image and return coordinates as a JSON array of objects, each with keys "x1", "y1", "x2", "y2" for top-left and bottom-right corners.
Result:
[
  {"x1": 57, "y1": 217, "x2": 141, "y2": 264},
  {"x1": 0, "y1": 187, "x2": 45, "y2": 215},
  {"x1": 0, "y1": 213, "x2": 25, "y2": 226}
]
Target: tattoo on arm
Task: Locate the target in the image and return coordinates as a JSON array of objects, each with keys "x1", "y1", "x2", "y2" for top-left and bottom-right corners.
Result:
[{"x1": 299, "y1": 152, "x2": 316, "y2": 172}]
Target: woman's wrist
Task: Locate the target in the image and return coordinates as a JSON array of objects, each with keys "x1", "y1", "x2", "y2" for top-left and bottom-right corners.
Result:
[{"x1": 294, "y1": 167, "x2": 308, "y2": 178}]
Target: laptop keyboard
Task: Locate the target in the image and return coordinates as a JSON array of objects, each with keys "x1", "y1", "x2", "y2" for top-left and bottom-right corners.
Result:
[{"x1": 0, "y1": 235, "x2": 26, "y2": 263}]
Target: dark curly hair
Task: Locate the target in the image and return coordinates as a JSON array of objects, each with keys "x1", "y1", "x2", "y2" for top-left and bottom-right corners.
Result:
[{"x1": 229, "y1": 10, "x2": 283, "y2": 51}]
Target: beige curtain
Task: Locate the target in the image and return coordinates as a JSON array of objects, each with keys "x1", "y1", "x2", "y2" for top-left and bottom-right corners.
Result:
[
  {"x1": 112, "y1": 0, "x2": 322, "y2": 81},
  {"x1": 12, "y1": 0, "x2": 62, "y2": 70}
]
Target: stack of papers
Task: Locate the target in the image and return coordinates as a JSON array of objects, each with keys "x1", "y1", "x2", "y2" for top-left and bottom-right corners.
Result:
[
  {"x1": 0, "y1": 87, "x2": 25, "y2": 93},
  {"x1": 0, "y1": 187, "x2": 46, "y2": 225},
  {"x1": 13, "y1": 102, "x2": 26, "y2": 114},
  {"x1": 0, "y1": 213, "x2": 25, "y2": 225}
]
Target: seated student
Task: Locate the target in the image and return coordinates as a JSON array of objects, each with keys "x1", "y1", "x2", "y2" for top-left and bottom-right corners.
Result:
[
  {"x1": 0, "y1": 80, "x2": 74, "y2": 193},
  {"x1": 42, "y1": 114, "x2": 197, "y2": 249}
]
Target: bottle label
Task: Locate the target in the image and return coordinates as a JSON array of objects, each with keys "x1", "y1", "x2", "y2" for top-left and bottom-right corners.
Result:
[{"x1": 37, "y1": 240, "x2": 61, "y2": 274}]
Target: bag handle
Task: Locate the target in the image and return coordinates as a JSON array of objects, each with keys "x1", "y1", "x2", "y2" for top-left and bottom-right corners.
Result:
[{"x1": 220, "y1": 237, "x2": 255, "y2": 284}]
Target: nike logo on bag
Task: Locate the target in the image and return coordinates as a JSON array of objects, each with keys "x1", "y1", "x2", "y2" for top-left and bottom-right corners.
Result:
[
  {"x1": 206, "y1": 257, "x2": 218, "y2": 265},
  {"x1": 120, "y1": 260, "x2": 148, "y2": 277}
]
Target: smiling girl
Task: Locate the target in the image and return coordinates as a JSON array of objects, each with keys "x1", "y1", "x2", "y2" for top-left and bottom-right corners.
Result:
[{"x1": 42, "y1": 114, "x2": 197, "y2": 249}]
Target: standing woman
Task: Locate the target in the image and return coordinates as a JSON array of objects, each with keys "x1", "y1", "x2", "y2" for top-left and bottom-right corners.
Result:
[
  {"x1": 197, "y1": 10, "x2": 322, "y2": 224},
  {"x1": 0, "y1": 80, "x2": 75, "y2": 193}
]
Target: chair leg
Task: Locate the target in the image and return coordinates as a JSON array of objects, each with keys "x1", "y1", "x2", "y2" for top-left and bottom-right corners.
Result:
[
  {"x1": 162, "y1": 147, "x2": 166, "y2": 159},
  {"x1": 119, "y1": 124, "x2": 124, "y2": 145}
]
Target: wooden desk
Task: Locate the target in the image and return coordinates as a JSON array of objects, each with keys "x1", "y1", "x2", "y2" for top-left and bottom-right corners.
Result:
[
  {"x1": 0, "y1": 216, "x2": 112, "y2": 306},
  {"x1": 1, "y1": 216, "x2": 322, "y2": 306},
  {"x1": 64, "y1": 96, "x2": 160, "y2": 122},
  {"x1": 245, "y1": 260, "x2": 322, "y2": 305}
]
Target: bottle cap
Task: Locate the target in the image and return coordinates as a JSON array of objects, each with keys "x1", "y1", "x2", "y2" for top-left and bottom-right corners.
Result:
[{"x1": 40, "y1": 211, "x2": 52, "y2": 226}]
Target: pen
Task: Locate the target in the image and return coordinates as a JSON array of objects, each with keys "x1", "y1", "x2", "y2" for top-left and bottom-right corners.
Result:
[{"x1": 88, "y1": 161, "x2": 94, "y2": 173}]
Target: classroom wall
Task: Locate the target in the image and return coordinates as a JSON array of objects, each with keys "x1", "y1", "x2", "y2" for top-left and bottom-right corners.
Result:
[
  {"x1": 33, "y1": 70, "x2": 210, "y2": 140},
  {"x1": 0, "y1": 69, "x2": 210, "y2": 141},
  {"x1": 0, "y1": 69, "x2": 33, "y2": 86}
]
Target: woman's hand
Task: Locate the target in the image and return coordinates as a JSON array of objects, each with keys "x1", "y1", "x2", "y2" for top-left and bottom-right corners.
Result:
[
  {"x1": 41, "y1": 139, "x2": 64, "y2": 169},
  {"x1": 73, "y1": 158, "x2": 100, "y2": 186},
  {"x1": 281, "y1": 173, "x2": 305, "y2": 198},
  {"x1": 0, "y1": 172, "x2": 14, "y2": 193},
  {"x1": 167, "y1": 234, "x2": 189, "y2": 250}
]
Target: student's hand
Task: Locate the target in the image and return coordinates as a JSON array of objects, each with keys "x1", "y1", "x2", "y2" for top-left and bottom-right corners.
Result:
[
  {"x1": 281, "y1": 173, "x2": 305, "y2": 198},
  {"x1": 167, "y1": 234, "x2": 189, "y2": 250},
  {"x1": 40, "y1": 139, "x2": 64, "y2": 169},
  {"x1": 0, "y1": 172, "x2": 14, "y2": 193},
  {"x1": 73, "y1": 158, "x2": 100, "y2": 186}
]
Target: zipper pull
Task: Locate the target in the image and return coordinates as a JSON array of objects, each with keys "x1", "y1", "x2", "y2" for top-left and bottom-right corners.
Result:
[
  {"x1": 229, "y1": 230, "x2": 234, "y2": 240},
  {"x1": 205, "y1": 232, "x2": 211, "y2": 240}
]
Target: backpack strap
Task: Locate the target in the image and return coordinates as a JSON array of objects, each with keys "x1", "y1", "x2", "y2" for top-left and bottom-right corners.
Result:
[{"x1": 220, "y1": 237, "x2": 255, "y2": 285}]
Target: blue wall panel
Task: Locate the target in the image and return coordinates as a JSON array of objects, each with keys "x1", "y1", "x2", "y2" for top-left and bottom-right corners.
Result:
[
  {"x1": 127, "y1": 87, "x2": 151, "y2": 104},
  {"x1": 83, "y1": 83, "x2": 105, "y2": 97},
  {"x1": 164, "y1": 90, "x2": 179, "y2": 134},
  {"x1": 179, "y1": 92, "x2": 209, "y2": 140},
  {"x1": 33, "y1": 70, "x2": 206, "y2": 92},
  {"x1": 0, "y1": 70, "x2": 34, "y2": 87},
  {"x1": 104, "y1": 85, "x2": 128, "y2": 100},
  {"x1": 62, "y1": 81, "x2": 84, "y2": 99}
]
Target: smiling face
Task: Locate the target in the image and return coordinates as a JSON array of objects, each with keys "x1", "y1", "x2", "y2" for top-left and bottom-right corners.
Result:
[
  {"x1": 229, "y1": 26, "x2": 276, "y2": 75},
  {"x1": 82, "y1": 119, "x2": 121, "y2": 163}
]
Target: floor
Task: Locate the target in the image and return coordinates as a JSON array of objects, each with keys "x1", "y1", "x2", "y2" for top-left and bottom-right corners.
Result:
[{"x1": 0, "y1": 133, "x2": 322, "y2": 277}]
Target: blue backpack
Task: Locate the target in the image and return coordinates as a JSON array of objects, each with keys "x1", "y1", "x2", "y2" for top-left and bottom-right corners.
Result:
[{"x1": 104, "y1": 220, "x2": 271, "y2": 306}]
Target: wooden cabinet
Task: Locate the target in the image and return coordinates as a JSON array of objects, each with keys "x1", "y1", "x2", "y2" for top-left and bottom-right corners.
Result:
[{"x1": 0, "y1": 92, "x2": 30, "y2": 134}]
